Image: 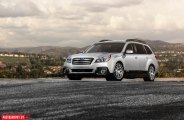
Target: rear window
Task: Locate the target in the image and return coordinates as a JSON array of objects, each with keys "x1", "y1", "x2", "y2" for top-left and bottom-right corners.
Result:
[
  {"x1": 135, "y1": 44, "x2": 147, "y2": 54},
  {"x1": 145, "y1": 45, "x2": 153, "y2": 54}
]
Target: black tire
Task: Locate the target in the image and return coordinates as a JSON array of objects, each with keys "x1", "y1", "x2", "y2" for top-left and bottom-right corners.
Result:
[
  {"x1": 144, "y1": 65, "x2": 156, "y2": 82},
  {"x1": 106, "y1": 62, "x2": 124, "y2": 81},
  {"x1": 67, "y1": 74, "x2": 82, "y2": 80},
  {"x1": 105, "y1": 74, "x2": 114, "y2": 81}
]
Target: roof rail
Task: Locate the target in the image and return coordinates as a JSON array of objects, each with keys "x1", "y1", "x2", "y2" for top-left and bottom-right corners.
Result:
[
  {"x1": 126, "y1": 39, "x2": 147, "y2": 44},
  {"x1": 99, "y1": 40, "x2": 112, "y2": 42}
]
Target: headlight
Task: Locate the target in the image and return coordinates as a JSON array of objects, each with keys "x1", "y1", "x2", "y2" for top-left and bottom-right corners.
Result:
[
  {"x1": 66, "y1": 58, "x2": 72, "y2": 63},
  {"x1": 95, "y1": 55, "x2": 111, "y2": 63}
]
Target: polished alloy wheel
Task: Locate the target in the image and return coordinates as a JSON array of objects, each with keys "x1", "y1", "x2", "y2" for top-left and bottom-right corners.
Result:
[
  {"x1": 149, "y1": 66, "x2": 155, "y2": 81},
  {"x1": 114, "y1": 63, "x2": 124, "y2": 80}
]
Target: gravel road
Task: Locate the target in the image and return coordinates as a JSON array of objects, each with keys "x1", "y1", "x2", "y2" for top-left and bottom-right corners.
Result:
[{"x1": 0, "y1": 78, "x2": 184, "y2": 120}]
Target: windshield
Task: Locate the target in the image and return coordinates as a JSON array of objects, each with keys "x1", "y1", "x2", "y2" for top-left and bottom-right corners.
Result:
[{"x1": 86, "y1": 43, "x2": 125, "y2": 53}]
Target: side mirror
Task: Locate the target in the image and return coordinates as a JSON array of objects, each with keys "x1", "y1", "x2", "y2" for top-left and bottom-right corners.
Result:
[
  {"x1": 80, "y1": 50, "x2": 84, "y2": 53},
  {"x1": 126, "y1": 50, "x2": 134, "y2": 54}
]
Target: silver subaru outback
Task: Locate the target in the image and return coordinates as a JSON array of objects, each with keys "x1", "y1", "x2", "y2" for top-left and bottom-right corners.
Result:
[{"x1": 63, "y1": 39, "x2": 159, "y2": 81}]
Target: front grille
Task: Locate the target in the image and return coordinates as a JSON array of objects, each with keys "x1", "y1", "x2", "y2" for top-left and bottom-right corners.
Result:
[
  {"x1": 71, "y1": 69, "x2": 93, "y2": 73},
  {"x1": 72, "y1": 58, "x2": 94, "y2": 65}
]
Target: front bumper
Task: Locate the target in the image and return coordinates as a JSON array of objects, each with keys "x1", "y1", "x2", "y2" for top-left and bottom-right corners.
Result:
[
  {"x1": 63, "y1": 59, "x2": 113, "y2": 76},
  {"x1": 63, "y1": 66, "x2": 109, "y2": 76}
]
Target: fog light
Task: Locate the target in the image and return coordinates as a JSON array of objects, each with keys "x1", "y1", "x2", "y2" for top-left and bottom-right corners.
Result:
[
  {"x1": 96, "y1": 67, "x2": 108, "y2": 75},
  {"x1": 101, "y1": 69, "x2": 106, "y2": 75}
]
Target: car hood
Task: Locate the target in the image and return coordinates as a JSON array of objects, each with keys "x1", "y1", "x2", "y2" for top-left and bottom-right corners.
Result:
[{"x1": 68, "y1": 53, "x2": 119, "y2": 59}]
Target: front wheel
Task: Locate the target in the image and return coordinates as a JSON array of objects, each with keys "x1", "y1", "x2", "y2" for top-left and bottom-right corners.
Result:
[
  {"x1": 144, "y1": 65, "x2": 156, "y2": 82},
  {"x1": 67, "y1": 74, "x2": 82, "y2": 80},
  {"x1": 106, "y1": 62, "x2": 124, "y2": 81}
]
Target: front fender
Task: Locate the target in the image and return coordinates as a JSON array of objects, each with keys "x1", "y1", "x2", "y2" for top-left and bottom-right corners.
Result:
[{"x1": 108, "y1": 55, "x2": 124, "y2": 73}]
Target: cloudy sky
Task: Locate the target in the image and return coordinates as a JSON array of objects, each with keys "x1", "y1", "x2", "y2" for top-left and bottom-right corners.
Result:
[{"x1": 0, "y1": 0, "x2": 184, "y2": 48}]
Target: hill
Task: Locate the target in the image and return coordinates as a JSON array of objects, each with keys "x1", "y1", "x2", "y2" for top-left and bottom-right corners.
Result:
[
  {"x1": 145, "y1": 40, "x2": 184, "y2": 52},
  {"x1": 0, "y1": 40, "x2": 183, "y2": 57},
  {"x1": 0, "y1": 46, "x2": 83, "y2": 57}
]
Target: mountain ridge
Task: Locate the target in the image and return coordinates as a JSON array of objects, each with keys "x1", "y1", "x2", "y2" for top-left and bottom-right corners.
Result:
[{"x1": 0, "y1": 40, "x2": 183, "y2": 57}]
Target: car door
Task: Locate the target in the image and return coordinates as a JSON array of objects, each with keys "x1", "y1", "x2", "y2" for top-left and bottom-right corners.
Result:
[
  {"x1": 123, "y1": 43, "x2": 139, "y2": 71},
  {"x1": 134, "y1": 43, "x2": 148, "y2": 71}
]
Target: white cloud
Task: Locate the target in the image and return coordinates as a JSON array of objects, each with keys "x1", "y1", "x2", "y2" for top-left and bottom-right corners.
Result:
[
  {"x1": 0, "y1": 0, "x2": 41, "y2": 17},
  {"x1": 0, "y1": 0, "x2": 184, "y2": 48},
  {"x1": 74, "y1": 0, "x2": 142, "y2": 12}
]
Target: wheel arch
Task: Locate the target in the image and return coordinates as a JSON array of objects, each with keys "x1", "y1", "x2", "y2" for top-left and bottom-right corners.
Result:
[
  {"x1": 146, "y1": 59, "x2": 155, "y2": 71},
  {"x1": 116, "y1": 61, "x2": 124, "y2": 65},
  {"x1": 109, "y1": 60, "x2": 124, "y2": 73}
]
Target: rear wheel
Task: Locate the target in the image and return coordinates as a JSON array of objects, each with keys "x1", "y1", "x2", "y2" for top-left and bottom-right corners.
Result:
[
  {"x1": 106, "y1": 62, "x2": 124, "y2": 81},
  {"x1": 144, "y1": 65, "x2": 155, "y2": 82},
  {"x1": 67, "y1": 74, "x2": 82, "y2": 80}
]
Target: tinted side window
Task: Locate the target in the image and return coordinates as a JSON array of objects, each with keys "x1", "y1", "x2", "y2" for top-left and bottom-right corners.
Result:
[
  {"x1": 145, "y1": 45, "x2": 153, "y2": 54},
  {"x1": 126, "y1": 44, "x2": 133, "y2": 53},
  {"x1": 125, "y1": 43, "x2": 137, "y2": 54},
  {"x1": 135, "y1": 44, "x2": 146, "y2": 54}
]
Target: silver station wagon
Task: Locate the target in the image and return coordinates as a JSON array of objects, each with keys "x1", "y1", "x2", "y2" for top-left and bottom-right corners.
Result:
[{"x1": 63, "y1": 39, "x2": 159, "y2": 81}]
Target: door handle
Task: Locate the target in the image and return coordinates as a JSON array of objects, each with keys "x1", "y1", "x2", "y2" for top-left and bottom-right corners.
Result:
[{"x1": 135, "y1": 57, "x2": 138, "y2": 59}]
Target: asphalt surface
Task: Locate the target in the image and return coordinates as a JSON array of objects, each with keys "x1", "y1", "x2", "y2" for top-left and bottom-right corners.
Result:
[{"x1": 0, "y1": 78, "x2": 184, "y2": 120}]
